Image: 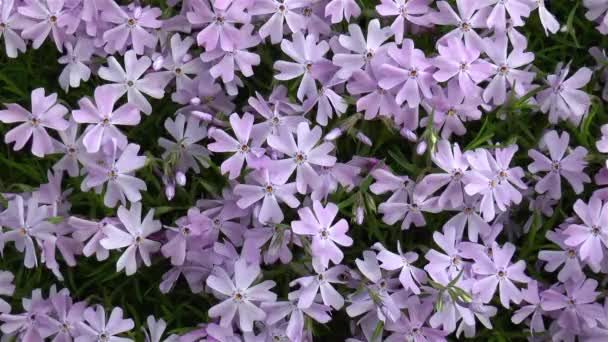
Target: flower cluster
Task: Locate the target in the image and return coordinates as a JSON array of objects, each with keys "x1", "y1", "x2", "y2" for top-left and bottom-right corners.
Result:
[{"x1": 0, "y1": 0, "x2": 606, "y2": 341}]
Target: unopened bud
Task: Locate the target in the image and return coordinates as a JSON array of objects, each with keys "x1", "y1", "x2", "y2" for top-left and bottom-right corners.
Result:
[
  {"x1": 191, "y1": 110, "x2": 213, "y2": 122},
  {"x1": 324, "y1": 128, "x2": 343, "y2": 141},
  {"x1": 182, "y1": 53, "x2": 192, "y2": 63},
  {"x1": 190, "y1": 97, "x2": 201, "y2": 106},
  {"x1": 176, "y1": 171, "x2": 186, "y2": 186},
  {"x1": 152, "y1": 55, "x2": 164, "y2": 71},
  {"x1": 208, "y1": 126, "x2": 217, "y2": 137},
  {"x1": 165, "y1": 184, "x2": 175, "y2": 200},
  {"x1": 400, "y1": 128, "x2": 417, "y2": 142},
  {"x1": 356, "y1": 206, "x2": 364, "y2": 225},
  {"x1": 416, "y1": 140, "x2": 427, "y2": 155},
  {"x1": 356, "y1": 132, "x2": 372, "y2": 146}
]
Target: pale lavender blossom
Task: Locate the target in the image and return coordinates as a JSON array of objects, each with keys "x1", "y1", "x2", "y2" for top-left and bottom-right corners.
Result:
[
  {"x1": 480, "y1": 0, "x2": 532, "y2": 31},
  {"x1": 58, "y1": 38, "x2": 94, "y2": 92},
  {"x1": 207, "y1": 112, "x2": 266, "y2": 179},
  {"x1": 528, "y1": 130, "x2": 590, "y2": 199},
  {"x1": 18, "y1": 0, "x2": 70, "y2": 50},
  {"x1": 76, "y1": 305, "x2": 134, "y2": 342},
  {"x1": 206, "y1": 258, "x2": 277, "y2": 332},
  {"x1": 186, "y1": 0, "x2": 248, "y2": 51},
  {"x1": 101, "y1": 3, "x2": 162, "y2": 54},
  {"x1": 325, "y1": 0, "x2": 361, "y2": 24},
  {"x1": 291, "y1": 201, "x2": 353, "y2": 267},
  {"x1": 378, "y1": 190, "x2": 439, "y2": 230},
  {"x1": 375, "y1": 0, "x2": 433, "y2": 44},
  {"x1": 0, "y1": 88, "x2": 69, "y2": 157},
  {"x1": 584, "y1": 0, "x2": 608, "y2": 34},
  {"x1": 290, "y1": 259, "x2": 347, "y2": 310},
  {"x1": 0, "y1": 0, "x2": 29, "y2": 58},
  {"x1": 433, "y1": 0, "x2": 488, "y2": 51},
  {"x1": 537, "y1": 63, "x2": 592, "y2": 124},
  {"x1": 376, "y1": 242, "x2": 427, "y2": 294},
  {"x1": 251, "y1": 0, "x2": 307, "y2": 44},
  {"x1": 100, "y1": 202, "x2": 162, "y2": 276},
  {"x1": 563, "y1": 197, "x2": 608, "y2": 268},
  {"x1": 511, "y1": 280, "x2": 545, "y2": 332},
  {"x1": 0, "y1": 271, "x2": 14, "y2": 314},
  {"x1": 73, "y1": 86, "x2": 140, "y2": 153}
]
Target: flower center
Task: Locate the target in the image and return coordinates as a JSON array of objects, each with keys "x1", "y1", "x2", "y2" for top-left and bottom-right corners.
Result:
[
  {"x1": 265, "y1": 185, "x2": 274, "y2": 194},
  {"x1": 278, "y1": 4, "x2": 286, "y2": 12},
  {"x1": 451, "y1": 169, "x2": 463, "y2": 180},
  {"x1": 233, "y1": 291, "x2": 244, "y2": 302},
  {"x1": 319, "y1": 228, "x2": 329, "y2": 239},
  {"x1": 499, "y1": 64, "x2": 509, "y2": 75},
  {"x1": 240, "y1": 144, "x2": 249, "y2": 153},
  {"x1": 567, "y1": 249, "x2": 576, "y2": 258},
  {"x1": 409, "y1": 68, "x2": 418, "y2": 78},
  {"x1": 127, "y1": 18, "x2": 136, "y2": 26},
  {"x1": 295, "y1": 152, "x2": 307, "y2": 164},
  {"x1": 409, "y1": 203, "x2": 419, "y2": 212},
  {"x1": 19, "y1": 227, "x2": 27, "y2": 236},
  {"x1": 102, "y1": 117, "x2": 110, "y2": 126},
  {"x1": 108, "y1": 168, "x2": 118, "y2": 180},
  {"x1": 592, "y1": 225, "x2": 600, "y2": 236},
  {"x1": 49, "y1": 15, "x2": 58, "y2": 23},
  {"x1": 135, "y1": 236, "x2": 142, "y2": 244},
  {"x1": 447, "y1": 108, "x2": 456, "y2": 116},
  {"x1": 460, "y1": 21, "x2": 471, "y2": 31},
  {"x1": 127, "y1": 80, "x2": 134, "y2": 87},
  {"x1": 30, "y1": 117, "x2": 40, "y2": 126},
  {"x1": 399, "y1": 5, "x2": 407, "y2": 17},
  {"x1": 459, "y1": 63, "x2": 468, "y2": 71},
  {"x1": 302, "y1": 7, "x2": 312, "y2": 16},
  {"x1": 99, "y1": 332, "x2": 109, "y2": 342},
  {"x1": 182, "y1": 226, "x2": 191, "y2": 235},
  {"x1": 175, "y1": 67, "x2": 182, "y2": 75},
  {"x1": 551, "y1": 160, "x2": 560, "y2": 171},
  {"x1": 215, "y1": 16, "x2": 224, "y2": 24},
  {"x1": 497, "y1": 270, "x2": 506, "y2": 278},
  {"x1": 305, "y1": 62, "x2": 313, "y2": 72}
]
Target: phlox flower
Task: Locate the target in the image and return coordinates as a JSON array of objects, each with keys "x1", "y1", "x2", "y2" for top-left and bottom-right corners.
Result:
[
  {"x1": 73, "y1": 86, "x2": 140, "y2": 153},
  {"x1": 206, "y1": 258, "x2": 277, "y2": 332},
  {"x1": 424, "y1": 226, "x2": 466, "y2": 279},
  {"x1": 207, "y1": 112, "x2": 265, "y2": 179},
  {"x1": 422, "y1": 83, "x2": 482, "y2": 139},
  {"x1": 290, "y1": 259, "x2": 347, "y2": 310},
  {"x1": 68, "y1": 216, "x2": 115, "y2": 261},
  {"x1": 0, "y1": 88, "x2": 69, "y2": 157},
  {"x1": 248, "y1": 91, "x2": 307, "y2": 146},
  {"x1": 482, "y1": 33, "x2": 536, "y2": 105},
  {"x1": 378, "y1": 189, "x2": 439, "y2": 230},
  {"x1": 0, "y1": 0, "x2": 28, "y2": 58},
  {"x1": 262, "y1": 298, "x2": 331, "y2": 342},
  {"x1": 541, "y1": 277, "x2": 604, "y2": 333},
  {"x1": 538, "y1": 229, "x2": 585, "y2": 282},
  {"x1": 158, "y1": 113, "x2": 210, "y2": 175},
  {"x1": 267, "y1": 122, "x2": 337, "y2": 194},
  {"x1": 443, "y1": 195, "x2": 491, "y2": 242},
  {"x1": 161, "y1": 208, "x2": 207, "y2": 266},
  {"x1": 385, "y1": 296, "x2": 447, "y2": 342},
  {"x1": 301, "y1": 75, "x2": 348, "y2": 126},
  {"x1": 537, "y1": 63, "x2": 592, "y2": 124},
  {"x1": 81, "y1": 141, "x2": 147, "y2": 208},
  {"x1": 100, "y1": 202, "x2": 162, "y2": 276},
  {"x1": 325, "y1": 0, "x2": 361, "y2": 24},
  {"x1": 531, "y1": 0, "x2": 560, "y2": 35},
  {"x1": 584, "y1": 0, "x2": 608, "y2": 34},
  {"x1": 51, "y1": 121, "x2": 84, "y2": 177},
  {"x1": 76, "y1": 305, "x2": 134, "y2": 342},
  {"x1": 417, "y1": 140, "x2": 469, "y2": 209},
  {"x1": 273, "y1": 32, "x2": 332, "y2": 101},
  {"x1": 480, "y1": 0, "x2": 532, "y2": 31},
  {"x1": 101, "y1": 3, "x2": 162, "y2": 54},
  {"x1": 41, "y1": 289, "x2": 87, "y2": 341},
  {"x1": 433, "y1": 38, "x2": 494, "y2": 98},
  {"x1": 234, "y1": 169, "x2": 300, "y2": 224},
  {"x1": 160, "y1": 34, "x2": 205, "y2": 90},
  {"x1": 186, "y1": 0, "x2": 248, "y2": 51},
  {"x1": 291, "y1": 201, "x2": 353, "y2": 267},
  {"x1": 251, "y1": 0, "x2": 306, "y2": 44},
  {"x1": 511, "y1": 280, "x2": 546, "y2": 333},
  {"x1": 0, "y1": 271, "x2": 14, "y2": 314},
  {"x1": 433, "y1": 0, "x2": 488, "y2": 51},
  {"x1": 528, "y1": 130, "x2": 590, "y2": 199},
  {"x1": 18, "y1": 0, "x2": 71, "y2": 50},
  {"x1": 375, "y1": 0, "x2": 433, "y2": 44},
  {"x1": 471, "y1": 241, "x2": 530, "y2": 308},
  {"x1": 98, "y1": 50, "x2": 171, "y2": 115},
  {"x1": 332, "y1": 19, "x2": 392, "y2": 79},
  {"x1": 58, "y1": 38, "x2": 94, "y2": 92},
  {"x1": 243, "y1": 223, "x2": 295, "y2": 264},
  {"x1": 376, "y1": 242, "x2": 427, "y2": 294},
  {"x1": 562, "y1": 197, "x2": 608, "y2": 268},
  {"x1": 0, "y1": 195, "x2": 54, "y2": 269}
]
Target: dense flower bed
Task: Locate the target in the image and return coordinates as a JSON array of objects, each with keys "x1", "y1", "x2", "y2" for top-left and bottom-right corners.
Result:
[{"x1": 0, "y1": 0, "x2": 607, "y2": 341}]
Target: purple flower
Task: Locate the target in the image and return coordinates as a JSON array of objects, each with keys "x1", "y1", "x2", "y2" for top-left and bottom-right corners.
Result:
[
  {"x1": 73, "y1": 86, "x2": 140, "y2": 153},
  {"x1": 385, "y1": 296, "x2": 447, "y2": 342},
  {"x1": 541, "y1": 277, "x2": 604, "y2": 333},
  {"x1": 422, "y1": 83, "x2": 482, "y2": 139},
  {"x1": 248, "y1": 91, "x2": 307, "y2": 146},
  {"x1": 100, "y1": 202, "x2": 162, "y2": 275},
  {"x1": 159, "y1": 113, "x2": 210, "y2": 175},
  {"x1": 52, "y1": 121, "x2": 84, "y2": 177},
  {"x1": 290, "y1": 259, "x2": 347, "y2": 310},
  {"x1": 482, "y1": 34, "x2": 535, "y2": 105},
  {"x1": 201, "y1": 24, "x2": 261, "y2": 83},
  {"x1": 273, "y1": 32, "x2": 332, "y2": 101},
  {"x1": 207, "y1": 112, "x2": 266, "y2": 179},
  {"x1": 301, "y1": 76, "x2": 348, "y2": 126},
  {"x1": 40, "y1": 289, "x2": 87, "y2": 341},
  {"x1": 58, "y1": 38, "x2": 94, "y2": 92},
  {"x1": 0, "y1": 0, "x2": 29, "y2": 58},
  {"x1": 375, "y1": 0, "x2": 433, "y2": 44},
  {"x1": 463, "y1": 145, "x2": 527, "y2": 221},
  {"x1": 539, "y1": 229, "x2": 585, "y2": 282},
  {"x1": 0, "y1": 195, "x2": 54, "y2": 268},
  {"x1": 251, "y1": 0, "x2": 306, "y2": 44},
  {"x1": 0, "y1": 288, "x2": 52, "y2": 341},
  {"x1": 379, "y1": 39, "x2": 434, "y2": 108},
  {"x1": 68, "y1": 216, "x2": 113, "y2": 261},
  {"x1": 234, "y1": 169, "x2": 300, "y2": 224},
  {"x1": 101, "y1": 3, "x2": 161, "y2": 54},
  {"x1": 325, "y1": 0, "x2": 361, "y2": 24},
  {"x1": 528, "y1": 130, "x2": 590, "y2": 199},
  {"x1": 346, "y1": 56, "x2": 400, "y2": 120},
  {"x1": 481, "y1": 0, "x2": 532, "y2": 32},
  {"x1": 0, "y1": 271, "x2": 15, "y2": 314},
  {"x1": 0, "y1": 88, "x2": 69, "y2": 157},
  {"x1": 18, "y1": 0, "x2": 70, "y2": 50},
  {"x1": 76, "y1": 305, "x2": 134, "y2": 342},
  {"x1": 533, "y1": 0, "x2": 560, "y2": 35},
  {"x1": 160, "y1": 34, "x2": 205, "y2": 90},
  {"x1": 563, "y1": 197, "x2": 608, "y2": 268},
  {"x1": 98, "y1": 50, "x2": 170, "y2": 115},
  {"x1": 161, "y1": 208, "x2": 206, "y2": 266},
  {"x1": 206, "y1": 258, "x2": 277, "y2": 332},
  {"x1": 291, "y1": 201, "x2": 353, "y2": 267},
  {"x1": 433, "y1": 0, "x2": 488, "y2": 51},
  {"x1": 511, "y1": 280, "x2": 545, "y2": 333},
  {"x1": 186, "y1": 0, "x2": 248, "y2": 51},
  {"x1": 418, "y1": 140, "x2": 469, "y2": 208},
  {"x1": 424, "y1": 226, "x2": 466, "y2": 279},
  {"x1": 376, "y1": 242, "x2": 427, "y2": 294},
  {"x1": 433, "y1": 38, "x2": 493, "y2": 98},
  {"x1": 537, "y1": 63, "x2": 592, "y2": 124},
  {"x1": 267, "y1": 122, "x2": 337, "y2": 194},
  {"x1": 471, "y1": 241, "x2": 530, "y2": 308},
  {"x1": 584, "y1": 0, "x2": 608, "y2": 34},
  {"x1": 263, "y1": 299, "x2": 331, "y2": 342},
  {"x1": 243, "y1": 223, "x2": 295, "y2": 265},
  {"x1": 82, "y1": 142, "x2": 147, "y2": 207},
  {"x1": 378, "y1": 189, "x2": 439, "y2": 230},
  {"x1": 332, "y1": 19, "x2": 392, "y2": 79}
]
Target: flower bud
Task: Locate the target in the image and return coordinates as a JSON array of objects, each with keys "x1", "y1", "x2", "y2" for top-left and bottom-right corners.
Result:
[
  {"x1": 165, "y1": 184, "x2": 175, "y2": 200},
  {"x1": 355, "y1": 206, "x2": 364, "y2": 225},
  {"x1": 190, "y1": 97, "x2": 201, "y2": 106},
  {"x1": 182, "y1": 53, "x2": 193, "y2": 63},
  {"x1": 176, "y1": 171, "x2": 186, "y2": 186},
  {"x1": 400, "y1": 128, "x2": 417, "y2": 141},
  {"x1": 152, "y1": 55, "x2": 164, "y2": 71},
  {"x1": 324, "y1": 128, "x2": 343, "y2": 141},
  {"x1": 356, "y1": 132, "x2": 372, "y2": 146},
  {"x1": 416, "y1": 140, "x2": 427, "y2": 155},
  {"x1": 191, "y1": 111, "x2": 213, "y2": 122}
]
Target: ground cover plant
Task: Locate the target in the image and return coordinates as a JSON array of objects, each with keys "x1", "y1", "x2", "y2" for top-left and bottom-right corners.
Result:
[{"x1": 0, "y1": 0, "x2": 607, "y2": 341}]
